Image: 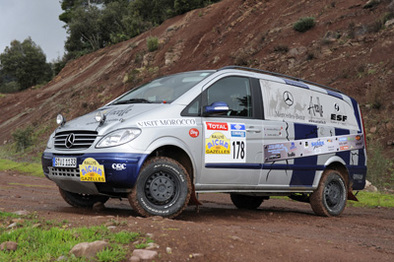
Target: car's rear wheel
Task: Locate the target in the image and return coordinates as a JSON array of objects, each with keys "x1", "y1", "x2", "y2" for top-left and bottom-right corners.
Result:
[
  {"x1": 59, "y1": 187, "x2": 109, "y2": 208},
  {"x1": 230, "y1": 194, "x2": 265, "y2": 210},
  {"x1": 128, "y1": 157, "x2": 191, "y2": 218},
  {"x1": 309, "y1": 169, "x2": 347, "y2": 216}
]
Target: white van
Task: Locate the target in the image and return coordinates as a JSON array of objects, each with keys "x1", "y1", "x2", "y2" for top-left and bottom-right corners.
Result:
[{"x1": 42, "y1": 66, "x2": 367, "y2": 218}]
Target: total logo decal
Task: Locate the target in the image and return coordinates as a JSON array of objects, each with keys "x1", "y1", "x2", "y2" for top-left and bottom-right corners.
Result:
[
  {"x1": 264, "y1": 134, "x2": 364, "y2": 162},
  {"x1": 206, "y1": 122, "x2": 228, "y2": 130},
  {"x1": 204, "y1": 122, "x2": 246, "y2": 163}
]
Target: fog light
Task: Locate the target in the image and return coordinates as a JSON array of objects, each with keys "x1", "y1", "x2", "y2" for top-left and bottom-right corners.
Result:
[
  {"x1": 56, "y1": 114, "x2": 65, "y2": 126},
  {"x1": 95, "y1": 111, "x2": 106, "y2": 124}
]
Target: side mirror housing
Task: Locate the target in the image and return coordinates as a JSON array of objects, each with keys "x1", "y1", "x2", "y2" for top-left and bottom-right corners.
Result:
[{"x1": 204, "y1": 101, "x2": 229, "y2": 115}]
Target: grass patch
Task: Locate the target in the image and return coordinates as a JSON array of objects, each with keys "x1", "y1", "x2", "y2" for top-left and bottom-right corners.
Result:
[
  {"x1": 0, "y1": 159, "x2": 43, "y2": 177},
  {"x1": 274, "y1": 191, "x2": 394, "y2": 208},
  {"x1": 0, "y1": 211, "x2": 151, "y2": 262},
  {"x1": 348, "y1": 191, "x2": 394, "y2": 208}
]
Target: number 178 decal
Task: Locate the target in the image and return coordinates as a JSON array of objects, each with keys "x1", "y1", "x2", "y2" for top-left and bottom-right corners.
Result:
[{"x1": 204, "y1": 122, "x2": 246, "y2": 163}]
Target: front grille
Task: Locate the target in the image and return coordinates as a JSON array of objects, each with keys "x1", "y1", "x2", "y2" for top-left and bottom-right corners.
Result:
[
  {"x1": 54, "y1": 131, "x2": 98, "y2": 150},
  {"x1": 48, "y1": 167, "x2": 80, "y2": 177}
]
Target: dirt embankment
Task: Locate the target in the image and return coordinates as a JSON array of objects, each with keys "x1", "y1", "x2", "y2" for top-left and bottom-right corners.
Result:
[{"x1": 0, "y1": 0, "x2": 393, "y2": 154}]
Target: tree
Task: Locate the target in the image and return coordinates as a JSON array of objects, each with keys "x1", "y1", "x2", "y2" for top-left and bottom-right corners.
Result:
[
  {"x1": 59, "y1": 0, "x2": 221, "y2": 59},
  {"x1": 0, "y1": 38, "x2": 52, "y2": 90}
]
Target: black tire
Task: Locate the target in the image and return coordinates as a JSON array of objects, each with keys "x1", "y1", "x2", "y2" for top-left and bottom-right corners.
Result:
[
  {"x1": 128, "y1": 157, "x2": 191, "y2": 218},
  {"x1": 59, "y1": 187, "x2": 109, "y2": 208},
  {"x1": 309, "y1": 169, "x2": 347, "y2": 216},
  {"x1": 230, "y1": 194, "x2": 265, "y2": 210}
]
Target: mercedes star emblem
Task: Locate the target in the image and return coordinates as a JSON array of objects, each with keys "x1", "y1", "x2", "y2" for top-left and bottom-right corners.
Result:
[
  {"x1": 283, "y1": 91, "x2": 294, "y2": 106},
  {"x1": 65, "y1": 133, "x2": 75, "y2": 149}
]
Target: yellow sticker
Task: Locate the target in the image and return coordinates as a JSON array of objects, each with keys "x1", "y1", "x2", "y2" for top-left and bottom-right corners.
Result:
[
  {"x1": 79, "y1": 158, "x2": 106, "y2": 182},
  {"x1": 205, "y1": 132, "x2": 230, "y2": 154}
]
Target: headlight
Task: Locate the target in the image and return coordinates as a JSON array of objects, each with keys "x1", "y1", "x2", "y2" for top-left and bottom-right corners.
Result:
[{"x1": 96, "y1": 129, "x2": 141, "y2": 148}]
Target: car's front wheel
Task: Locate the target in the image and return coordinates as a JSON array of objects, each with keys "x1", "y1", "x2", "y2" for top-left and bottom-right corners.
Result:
[
  {"x1": 128, "y1": 157, "x2": 191, "y2": 218},
  {"x1": 59, "y1": 187, "x2": 109, "y2": 208},
  {"x1": 309, "y1": 169, "x2": 347, "y2": 216}
]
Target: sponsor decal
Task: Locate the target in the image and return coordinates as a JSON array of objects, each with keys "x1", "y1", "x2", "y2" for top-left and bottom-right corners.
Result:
[
  {"x1": 311, "y1": 140, "x2": 324, "y2": 149},
  {"x1": 267, "y1": 143, "x2": 287, "y2": 155},
  {"x1": 331, "y1": 114, "x2": 347, "y2": 122},
  {"x1": 231, "y1": 131, "x2": 246, "y2": 137},
  {"x1": 189, "y1": 128, "x2": 199, "y2": 138},
  {"x1": 109, "y1": 105, "x2": 133, "y2": 117},
  {"x1": 206, "y1": 122, "x2": 228, "y2": 131},
  {"x1": 274, "y1": 111, "x2": 306, "y2": 121},
  {"x1": 231, "y1": 123, "x2": 246, "y2": 138},
  {"x1": 79, "y1": 158, "x2": 105, "y2": 182},
  {"x1": 204, "y1": 122, "x2": 246, "y2": 163},
  {"x1": 112, "y1": 163, "x2": 126, "y2": 171},
  {"x1": 308, "y1": 96, "x2": 323, "y2": 117},
  {"x1": 231, "y1": 123, "x2": 245, "y2": 130},
  {"x1": 264, "y1": 134, "x2": 364, "y2": 162},
  {"x1": 137, "y1": 118, "x2": 196, "y2": 128},
  {"x1": 205, "y1": 132, "x2": 230, "y2": 154},
  {"x1": 263, "y1": 126, "x2": 284, "y2": 137}
]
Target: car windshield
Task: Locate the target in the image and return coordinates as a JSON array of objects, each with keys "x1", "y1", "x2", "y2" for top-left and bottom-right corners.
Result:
[{"x1": 112, "y1": 71, "x2": 213, "y2": 105}]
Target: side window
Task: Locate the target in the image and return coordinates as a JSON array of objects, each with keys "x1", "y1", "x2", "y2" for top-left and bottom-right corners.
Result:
[
  {"x1": 182, "y1": 95, "x2": 201, "y2": 116},
  {"x1": 206, "y1": 76, "x2": 252, "y2": 117}
]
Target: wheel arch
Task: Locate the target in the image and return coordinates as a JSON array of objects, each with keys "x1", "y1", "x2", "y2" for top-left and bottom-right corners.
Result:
[
  {"x1": 323, "y1": 156, "x2": 350, "y2": 190},
  {"x1": 143, "y1": 137, "x2": 197, "y2": 181},
  {"x1": 147, "y1": 145, "x2": 194, "y2": 181},
  {"x1": 142, "y1": 138, "x2": 200, "y2": 205}
]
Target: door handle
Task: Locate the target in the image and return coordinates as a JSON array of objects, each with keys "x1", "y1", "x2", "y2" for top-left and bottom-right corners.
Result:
[{"x1": 246, "y1": 127, "x2": 261, "y2": 133}]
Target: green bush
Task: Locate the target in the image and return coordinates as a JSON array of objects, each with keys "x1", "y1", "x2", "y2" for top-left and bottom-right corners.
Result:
[
  {"x1": 12, "y1": 127, "x2": 33, "y2": 152},
  {"x1": 293, "y1": 17, "x2": 316, "y2": 32},
  {"x1": 0, "y1": 81, "x2": 20, "y2": 93},
  {"x1": 147, "y1": 36, "x2": 159, "y2": 52}
]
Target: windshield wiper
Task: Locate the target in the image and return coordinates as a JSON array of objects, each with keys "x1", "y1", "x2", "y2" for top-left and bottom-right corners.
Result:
[{"x1": 113, "y1": 98, "x2": 152, "y2": 105}]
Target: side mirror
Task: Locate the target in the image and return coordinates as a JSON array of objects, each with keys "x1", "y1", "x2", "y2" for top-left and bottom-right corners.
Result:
[{"x1": 204, "y1": 101, "x2": 229, "y2": 115}]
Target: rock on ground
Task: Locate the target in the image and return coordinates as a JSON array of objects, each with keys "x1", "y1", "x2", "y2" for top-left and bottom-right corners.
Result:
[{"x1": 69, "y1": 240, "x2": 109, "y2": 258}]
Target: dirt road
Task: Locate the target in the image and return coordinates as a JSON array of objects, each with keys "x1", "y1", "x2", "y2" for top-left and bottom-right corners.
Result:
[{"x1": 1, "y1": 171, "x2": 393, "y2": 261}]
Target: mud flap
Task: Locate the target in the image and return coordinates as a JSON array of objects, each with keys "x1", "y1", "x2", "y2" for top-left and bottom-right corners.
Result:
[
  {"x1": 348, "y1": 191, "x2": 359, "y2": 201},
  {"x1": 188, "y1": 189, "x2": 203, "y2": 206}
]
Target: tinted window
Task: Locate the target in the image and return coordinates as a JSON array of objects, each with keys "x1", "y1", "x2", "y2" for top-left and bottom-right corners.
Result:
[{"x1": 205, "y1": 77, "x2": 252, "y2": 117}]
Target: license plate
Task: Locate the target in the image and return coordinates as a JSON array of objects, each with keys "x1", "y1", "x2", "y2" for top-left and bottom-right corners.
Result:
[{"x1": 53, "y1": 157, "x2": 77, "y2": 168}]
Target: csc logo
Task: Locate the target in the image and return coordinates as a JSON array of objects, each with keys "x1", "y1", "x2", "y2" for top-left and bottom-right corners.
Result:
[{"x1": 112, "y1": 163, "x2": 126, "y2": 171}]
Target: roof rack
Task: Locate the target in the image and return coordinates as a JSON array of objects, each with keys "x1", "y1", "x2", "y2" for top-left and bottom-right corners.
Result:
[{"x1": 219, "y1": 65, "x2": 342, "y2": 94}]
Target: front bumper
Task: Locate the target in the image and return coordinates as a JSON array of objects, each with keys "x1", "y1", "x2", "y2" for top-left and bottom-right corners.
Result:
[{"x1": 42, "y1": 152, "x2": 148, "y2": 196}]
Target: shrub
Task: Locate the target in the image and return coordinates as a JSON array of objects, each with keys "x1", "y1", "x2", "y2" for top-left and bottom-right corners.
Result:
[
  {"x1": 147, "y1": 36, "x2": 159, "y2": 52},
  {"x1": 273, "y1": 45, "x2": 289, "y2": 53},
  {"x1": 367, "y1": 143, "x2": 394, "y2": 191},
  {"x1": 0, "y1": 81, "x2": 20, "y2": 93},
  {"x1": 293, "y1": 17, "x2": 316, "y2": 32},
  {"x1": 12, "y1": 127, "x2": 33, "y2": 152}
]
